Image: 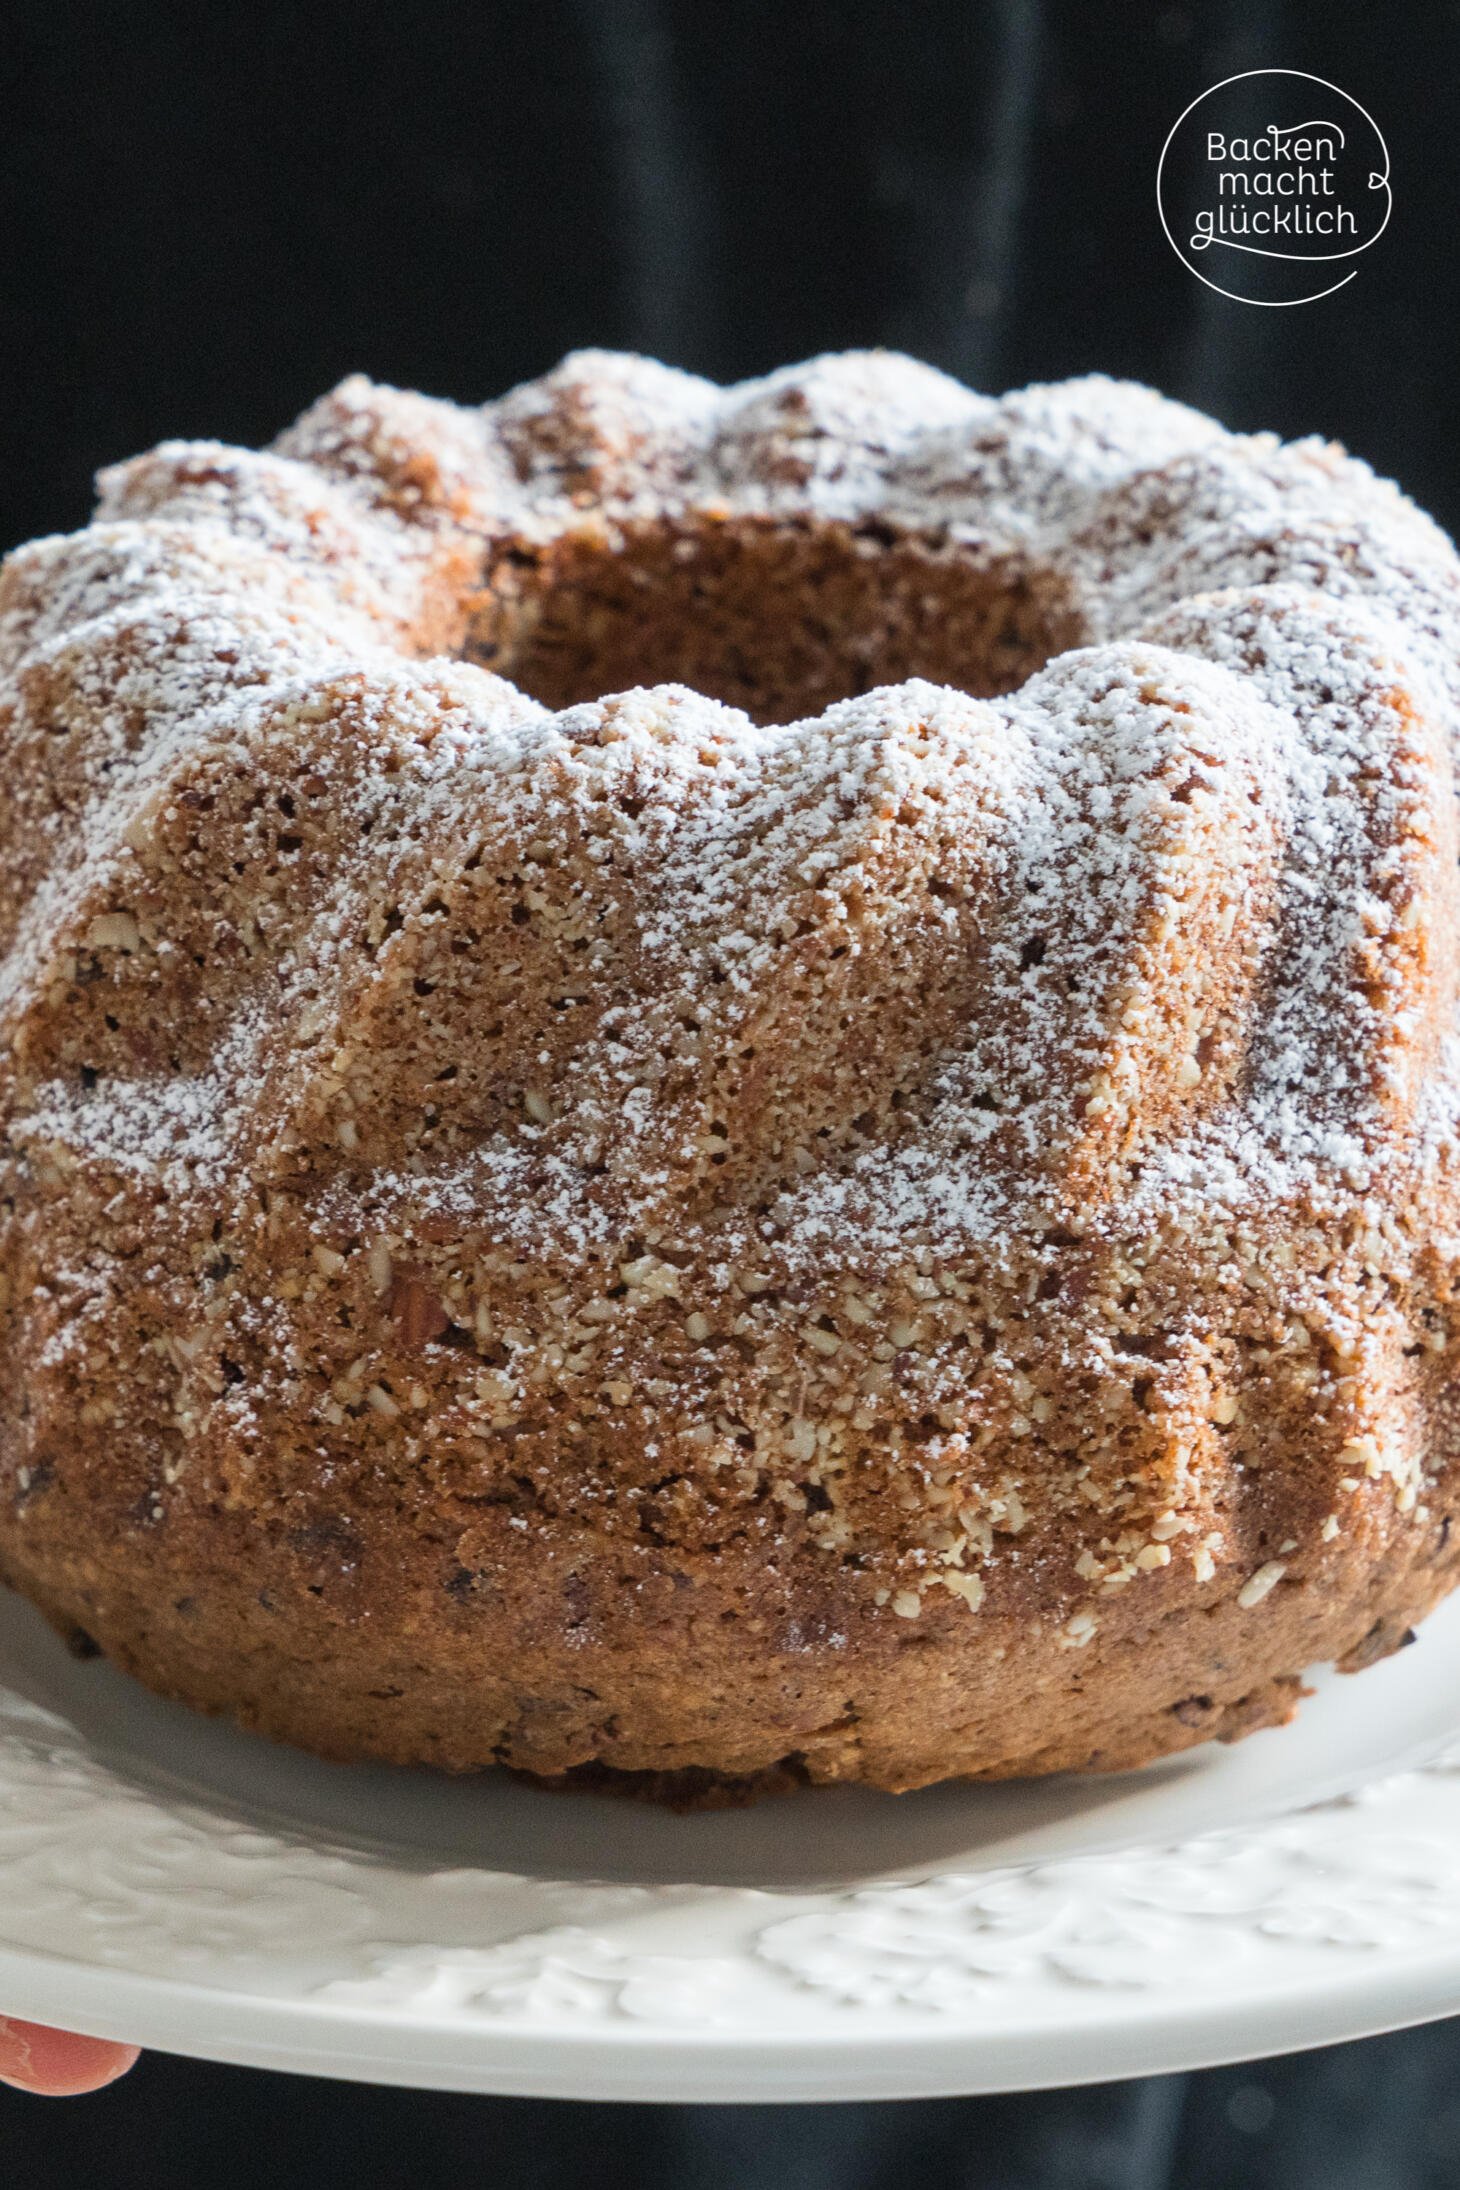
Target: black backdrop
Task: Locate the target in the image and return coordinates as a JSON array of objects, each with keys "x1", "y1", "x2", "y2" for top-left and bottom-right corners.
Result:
[
  {"x1": 3, "y1": 3, "x2": 1459, "y2": 2185},
  {"x1": 3, "y1": 0, "x2": 1458, "y2": 555}
]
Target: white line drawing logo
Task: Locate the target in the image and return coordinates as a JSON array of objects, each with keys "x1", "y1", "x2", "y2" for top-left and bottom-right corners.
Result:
[{"x1": 1157, "y1": 70, "x2": 1391, "y2": 307}]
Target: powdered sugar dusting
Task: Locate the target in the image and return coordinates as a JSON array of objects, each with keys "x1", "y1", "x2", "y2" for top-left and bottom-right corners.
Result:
[{"x1": 5, "y1": 349, "x2": 1460, "y2": 1457}]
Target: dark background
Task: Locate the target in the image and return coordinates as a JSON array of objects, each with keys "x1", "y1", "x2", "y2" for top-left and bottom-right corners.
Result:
[
  {"x1": 2, "y1": 0, "x2": 1457, "y2": 555},
  {"x1": 3, "y1": 0, "x2": 1459, "y2": 2183}
]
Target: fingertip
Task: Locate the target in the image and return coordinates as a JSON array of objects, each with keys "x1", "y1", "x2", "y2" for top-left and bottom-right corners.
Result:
[{"x1": 0, "y1": 2019, "x2": 141, "y2": 2097}]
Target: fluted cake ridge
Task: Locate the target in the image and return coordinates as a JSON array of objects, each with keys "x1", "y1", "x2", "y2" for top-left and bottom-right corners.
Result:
[{"x1": 4, "y1": 351, "x2": 1460, "y2": 1795}]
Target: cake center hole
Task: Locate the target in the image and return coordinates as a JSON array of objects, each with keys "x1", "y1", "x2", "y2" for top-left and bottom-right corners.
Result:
[{"x1": 466, "y1": 518, "x2": 1086, "y2": 726}]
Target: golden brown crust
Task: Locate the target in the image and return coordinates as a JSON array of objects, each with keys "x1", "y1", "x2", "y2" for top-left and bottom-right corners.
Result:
[
  {"x1": 6, "y1": 352, "x2": 1460, "y2": 1797},
  {"x1": 4, "y1": 1458, "x2": 1458, "y2": 1793}
]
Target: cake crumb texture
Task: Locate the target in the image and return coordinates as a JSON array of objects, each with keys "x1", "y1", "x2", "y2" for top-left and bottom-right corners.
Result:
[{"x1": 5, "y1": 349, "x2": 1460, "y2": 1795}]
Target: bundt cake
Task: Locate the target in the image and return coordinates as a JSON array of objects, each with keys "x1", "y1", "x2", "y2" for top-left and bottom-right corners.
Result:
[{"x1": 4, "y1": 349, "x2": 1460, "y2": 1799}]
